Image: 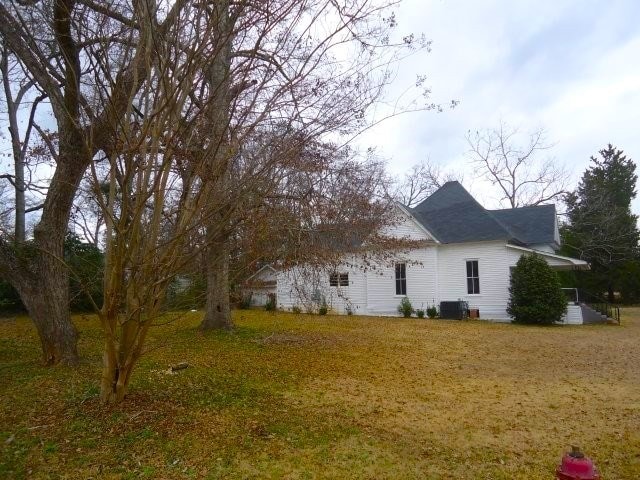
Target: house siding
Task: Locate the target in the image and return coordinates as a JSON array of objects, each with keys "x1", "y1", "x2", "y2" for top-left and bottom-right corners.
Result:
[
  {"x1": 436, "y1": 241, "x2": 523, "y2": 320},
  {"x1": 364, "y1": 247, "x2": 438, "y2": 315},
  {"x1": 436, "y1": 241, "x2": 578, "y2": 321},
  {"x1": 274, "y1": 205, "x2": 583, "y2": 322},
  {"x1": 244, "y1": 267, "x2": 277, "y2": 306},
  {"x1": 381, "y1": 209, "x2": 434, "y2": 241},
  {"x1": 276, "y1": 262, "x2": 369, "y2": 314},
  {"x1": 277, "y1": 211, "x2": 434, "y2": 314}
]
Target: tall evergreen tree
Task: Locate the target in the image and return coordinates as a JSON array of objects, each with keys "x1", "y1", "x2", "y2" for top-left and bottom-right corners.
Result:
[{"x1": 561, "y1": 144, "x2": 639, "y2": 302}]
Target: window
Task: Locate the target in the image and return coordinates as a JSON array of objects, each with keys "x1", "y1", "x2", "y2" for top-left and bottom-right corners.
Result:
[
  {"x1": 395, "y1": 263, "x2": 407, "y2": 295},
  {"x1": 329, "y1": 272, "x2": 349, "y2": 287},
  {"x1": 466, "y1": 260, "x2": 480, "y2": 294}
]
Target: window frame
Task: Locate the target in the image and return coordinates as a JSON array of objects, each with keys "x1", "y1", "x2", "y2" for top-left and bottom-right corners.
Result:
[
  {"x1": 395, "y1": 262, "x2": 407, "y2": 296},
  {"x1": 466, "y1": 259, "x2": 480, "y2": 295},
  {"x1": 329, "y1": 272, "x2": 349, "y2": 287}
]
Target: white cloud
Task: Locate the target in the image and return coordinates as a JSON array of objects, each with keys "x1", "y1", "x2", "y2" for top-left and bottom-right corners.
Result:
[{"x1": 358, "y1": 0, "x2": 640, "y2": 212}]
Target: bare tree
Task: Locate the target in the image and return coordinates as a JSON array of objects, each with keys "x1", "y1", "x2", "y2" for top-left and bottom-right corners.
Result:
[
  {"x1": 1, "y1": 0, "x2": 445, "y2": 400},
  {"x1": 0, "y1": 0, "x2": 187, "y2": 365},
  {"x1": 0, "y1": 43, "x2": 47, "y2": 242},
  {"x1": 185, "y1": 0, "x2": 439, "y2": 331},
  {"x1": 395, "y1": 159, "x2": 460, "y2": 207},
  {"x1": 466, "y1": 122, "x2": 569, "y2": 208}
]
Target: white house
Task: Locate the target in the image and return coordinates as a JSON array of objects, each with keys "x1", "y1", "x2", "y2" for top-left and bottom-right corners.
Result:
[
  {"x1": 243, "y1": 265, "x2": 278, "y2": 306},
  {"x1": 250, "y1": 182, "x2": 595, "y2": 323}
]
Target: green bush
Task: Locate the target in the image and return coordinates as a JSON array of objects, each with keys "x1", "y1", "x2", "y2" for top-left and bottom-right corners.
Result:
[
  {"x1": 238, "y1": 294, "x2": 253, "y2": 309},
  {"x1": 0, "y1": 278, "x2": 24, "y2": 315},
  {"x1": 166, "y1": 274, "x2": 206, "y2": 311},
  {"x1": 415, "y1": 308, "x2": 425, "y2": 318},
  {"x1": 318, "y1": 300, "x2": 328, "y2": 315},
  {"x1": 65, "y1": 234, "x2": 104, "y2": 312},
  {"x1": 397, "y1": 297, "x2": 413, "y2": 318},
  {"x1": 426, "y1": 306, "x2": 438, "y2": 319},
  {"x1": 507, "y1": 254, "x2": 567, "y2": 325},
  {"x1": 292, "y1": 305, "x2": 302, "y2": 314},
  {"x1": 265, "y1": 295, "x2": 277, "y2": 311}
]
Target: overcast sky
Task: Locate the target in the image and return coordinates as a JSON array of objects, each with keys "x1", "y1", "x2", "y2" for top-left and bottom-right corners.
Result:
[{"x1": 359, "y1": 0, "x2": 640, "y2": 212}]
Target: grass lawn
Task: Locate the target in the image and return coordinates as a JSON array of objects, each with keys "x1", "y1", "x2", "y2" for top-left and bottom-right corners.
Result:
[{"x1": 1, "y1": 309, "x2": 639, "y2": 479}]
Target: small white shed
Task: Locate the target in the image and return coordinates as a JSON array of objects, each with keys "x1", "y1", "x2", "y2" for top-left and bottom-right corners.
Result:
[{"x1": 243, "y1": 265, "x2": 278, "y2": 307}]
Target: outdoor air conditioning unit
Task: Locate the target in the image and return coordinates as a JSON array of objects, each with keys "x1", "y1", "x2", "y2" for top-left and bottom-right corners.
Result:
[{"x1": 439, "y1": 300, "x2": 469, "y2": 320}]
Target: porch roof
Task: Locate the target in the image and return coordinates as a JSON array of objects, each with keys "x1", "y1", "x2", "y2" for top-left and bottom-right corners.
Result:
[{"x1": 506, "y1": 244, "x2": 590, "y2": 270}]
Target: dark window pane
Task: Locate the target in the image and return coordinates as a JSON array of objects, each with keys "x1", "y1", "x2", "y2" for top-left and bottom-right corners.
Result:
[
  {"x1": 466, "y1": 261, "x2": 472, "y2": 278},
  {"x1": 329, "y1": 273, "x2": 338, "y2": 287},
  {"x1": 339, "y1": 273, "x2": 349, "y2": 286},
  {"x1": 467, "y1": 278, "x2": 473, "y2": 294},
  {"x1": 395, "y1": 263, "x2": 407, "y2": 294},
  {"x1": 473, "y1": 261, "x2": 479, "y2": 277},
  {"x1": 474, "y1": 278, "x2": 480, "y2": 294}
]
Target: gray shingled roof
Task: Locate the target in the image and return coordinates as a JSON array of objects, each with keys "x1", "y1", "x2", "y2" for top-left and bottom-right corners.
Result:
[
  {"x1": 490, "y1": 204, "x2": 557, "y2": 246},
  {"x1": 408, "y1": 181, "x2": 557, "y2": 246}
]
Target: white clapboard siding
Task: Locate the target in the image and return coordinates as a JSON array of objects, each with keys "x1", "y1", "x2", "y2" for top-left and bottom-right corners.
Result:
[
  {"x1": 244, "y1": 266, "x2": 277, "y2": 306},
  {"x1": 436, "y1": 241, "x2": 518, "y2": 320},
  {"x1": 276, "y1": 262, "x2": 368, "y2": 314},
  {"x1": 436, "y1": 241, "x2": 579, "y2": 321},
  {"x1": 274, "y1": 205, "x2": 583, "y2": 322},
  {"x1": 379, "y1": 208, "x2": 434, "y2": 241},
  {"x1": 364, "y1": 246, "x2": 438, "y2": 315}
]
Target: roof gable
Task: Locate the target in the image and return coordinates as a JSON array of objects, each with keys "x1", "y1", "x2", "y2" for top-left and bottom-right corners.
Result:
[
  {"x1": 411, "y1": 182, "x2": 512, "y2": 244},
  {"x1": 407, "y1": 181, "x2": 558, "y2": 246}
]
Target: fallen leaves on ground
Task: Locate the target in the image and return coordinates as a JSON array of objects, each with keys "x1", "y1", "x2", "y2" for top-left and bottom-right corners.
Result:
[{"x1": 0, "y1": 309, "x2": 639, "y2": 479}]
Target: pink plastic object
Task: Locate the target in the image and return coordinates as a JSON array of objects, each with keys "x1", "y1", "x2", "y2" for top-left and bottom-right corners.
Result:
[{"x1": 556, "y1": 446, "x2": 601, "y2": 480}]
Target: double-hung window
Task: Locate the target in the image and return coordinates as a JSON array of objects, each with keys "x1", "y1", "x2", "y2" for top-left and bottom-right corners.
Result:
[
  {"x1": 466, "y1": 260, "x2": 480, "y2": 294},
  {"x1": 329, "y1": 272, "x2": 349, "y2": 287},
  {"x1": 395, "y1": 263, "x2": 407, "y2": 295}
]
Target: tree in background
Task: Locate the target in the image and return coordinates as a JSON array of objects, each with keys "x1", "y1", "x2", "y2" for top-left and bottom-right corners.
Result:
[
  {"x1": 507, "y1": 254, "x2": 567, "y2": 325},
  {"x1": 0, "y1": 234, "x2": 103, "y2": 314},
  {"x1": 466, "y1": 121, "x2": 569, "y2": 208},
  {"x1": 561, "y1": 144, "x2": 639, "y2": 302},
  {"x1": 394, "y1": 159, "x2": 461, "y2": 207}
]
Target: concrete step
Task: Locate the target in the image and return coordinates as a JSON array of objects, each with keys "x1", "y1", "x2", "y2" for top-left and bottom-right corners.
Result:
[{"x1": 579, "y1": 303, "x2": 609, "y2": 324}]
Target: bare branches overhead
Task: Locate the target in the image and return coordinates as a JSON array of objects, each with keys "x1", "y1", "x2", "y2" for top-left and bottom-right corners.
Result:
[
  {"x1": 466, "y1": 121, "x2": 569, "y2": 208},
  {"x1": 394, "y1": 159, "x2": 461, "y2": 207}
]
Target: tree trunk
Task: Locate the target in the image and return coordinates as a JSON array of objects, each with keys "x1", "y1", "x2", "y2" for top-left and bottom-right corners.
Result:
[
  {"x1": 19, "y1": 279, "x2": 78, "y2": 366},
  {"x1": 200, "y1": 238, "x2": 232, "y2": 330},
  {"x1": 100, "y1": 350, "x2": 134, "y2": 404},
  {"x1": 98, "y1": 310, "x2": 151, "y2": 404},
  {"x1": 608, "y1": 283, "x2": 615, "y2": 304},
  {"x1": 0, "y1": 160, "x2": 83, "y2": 365},
  {"x1": 14, "y1": 154, "x2": 25, "y2": 242}
]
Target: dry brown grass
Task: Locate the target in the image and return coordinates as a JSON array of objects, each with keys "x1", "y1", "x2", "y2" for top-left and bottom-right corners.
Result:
[{"x1": 1, "y1": 308, "x2": 639, "y2": 479}]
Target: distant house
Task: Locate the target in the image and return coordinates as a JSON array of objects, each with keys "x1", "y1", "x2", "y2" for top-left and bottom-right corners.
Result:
[
  {"x1": 262, "y1": 182, "x2": 594, "y2": 323},
  {"x1": 243, "y1": 265, "x2": 278, "y2": 307}
]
